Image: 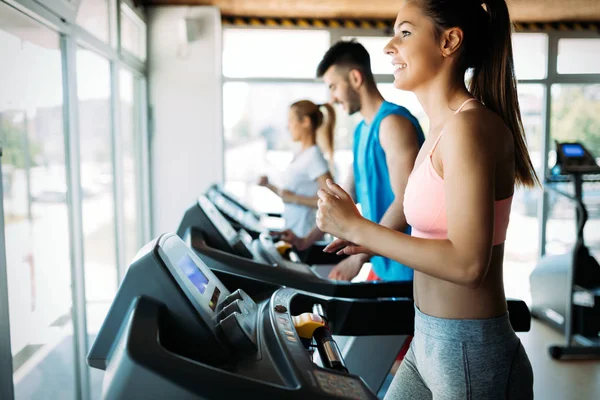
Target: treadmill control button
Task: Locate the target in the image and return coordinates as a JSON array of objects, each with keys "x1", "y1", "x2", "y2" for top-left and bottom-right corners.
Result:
[
  {"x1": 274, "y1": 305, "x2": 288, "y2": 313},
  {"x1": 217, "y1": 312, "x2": 257, "y2": 353},
  {"x1": 313, "y1": 370, "x2": 368, "y2": 400},
  {"x1": 286, "y1": 335, "x2": 297, "y2": 343}
]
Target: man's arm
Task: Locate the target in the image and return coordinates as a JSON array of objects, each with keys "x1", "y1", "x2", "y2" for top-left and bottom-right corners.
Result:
[
  {"x1": 327, "y1": 115, "x2": 419, "y2": 281},
  {"x1": 377, "y1": 114, "x2": 420, "y2": 234}
]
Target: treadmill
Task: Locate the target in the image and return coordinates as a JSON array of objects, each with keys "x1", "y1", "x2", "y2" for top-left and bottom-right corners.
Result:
[
  {"x1": 205, "y1": 184, "x2": 267, "y2": 239},
  {"x1": 87, "y1": 233, "x2": 531, "y2": 399},
  {"x1": 175, "y1": 196, "x2": 530, "y2": 392},
  {"x1": 176, "y1": 195, "x2": 413, "y2": 299},
  {"x1": 176, "y1": 196, "x2": 412, "y2": 391},
  {"x1": 205, "y1": 184, "x2": 343, "y2": 265}
]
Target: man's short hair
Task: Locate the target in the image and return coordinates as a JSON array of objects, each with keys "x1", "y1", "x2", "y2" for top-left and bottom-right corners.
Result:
[{"x1": 316, "y1": 39, "x2": 375, "y2": 84}]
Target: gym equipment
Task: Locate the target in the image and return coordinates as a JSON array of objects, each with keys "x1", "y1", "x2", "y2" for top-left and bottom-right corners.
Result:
[
  {"x1": 176, "y1": 194, "x2": 412, "y2": 299},
  {"x1": 176, "y1": 196, "x2": 413, "y2": 391},
  {"x1": 88, "y1": 233, "x2": 531, "y2": 399},
  {"x1": 530, "y1": 141, "x2": 600, "y2": 360},
  {"x1": 205, "y1": 184, "x2": 342, "y2": 265},
  {"x1": 205, "y1": 184, "x2": 276, "y2": 239}
]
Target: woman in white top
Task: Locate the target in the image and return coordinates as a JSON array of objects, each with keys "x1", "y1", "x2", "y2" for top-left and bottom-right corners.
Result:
[{"x1": 258, "y1": 100, "x2": 336, "y2": 237}]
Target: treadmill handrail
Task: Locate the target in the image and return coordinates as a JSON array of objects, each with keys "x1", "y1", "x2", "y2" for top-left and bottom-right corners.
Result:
[
  {"x1": 544, "y1": 178, "x2": 589, "y2": 240},
  {"x1": 193, "y1": 244, "x2": 415, "y2": 299}
]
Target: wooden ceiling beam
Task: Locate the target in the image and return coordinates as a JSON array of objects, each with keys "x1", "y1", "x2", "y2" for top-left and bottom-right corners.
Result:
[{"x1": 142, "y1": 0, "x2": 600, "y2": 22}]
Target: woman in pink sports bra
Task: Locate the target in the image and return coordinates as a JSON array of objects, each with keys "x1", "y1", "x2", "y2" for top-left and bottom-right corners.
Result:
[{"x1": 315, "y1": 0, "x2": 538, "y2": 399}]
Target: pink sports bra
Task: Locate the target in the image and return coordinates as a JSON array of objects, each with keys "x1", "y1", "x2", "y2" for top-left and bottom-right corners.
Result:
[{"x1": 403, "y1": 98, "x2": 513, "y2": 245}]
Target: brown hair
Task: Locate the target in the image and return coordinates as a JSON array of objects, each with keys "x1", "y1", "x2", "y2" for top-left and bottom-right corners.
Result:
[
  {"x1": 410, "y1": 0, "x2": 539, "y2": 187},
  {"x1": 291, "y1": 100, "x2": 337, "y2": 174}
]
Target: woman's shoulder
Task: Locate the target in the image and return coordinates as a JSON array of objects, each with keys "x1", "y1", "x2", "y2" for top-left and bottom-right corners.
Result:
[
  {"x1": 441, "y1": 107, "x2": 510, "y2": 154},
  {"x1": 448, "y1": 105, "x2": 508, "y2": 138}
]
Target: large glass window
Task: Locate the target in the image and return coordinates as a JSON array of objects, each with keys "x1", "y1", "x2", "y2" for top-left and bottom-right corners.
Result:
[
  {"x1": 76, "y1": 48, "x2": 118, "y2": 345},
  {"x1": 76, "y1": 0, "x2": 110, "y2": 43},
  {"x1": 557, "y1": 39, "x2": 600, "y2": 75},
  {"x1": 0, "y1": 3, "x2": 76, "y2": 398},
  {"x1": 120, "y1": 2, "x2": 147, "y2": 61},
  {"x1": 503, "y1": 84, "x2": 545, "y2": 303},
  {"x1": 512, "y1": 33, "x2": 548, "y2": 80},
  {"x1": 341, "y1": 36, "x2": 393, "y2": 75},
  {"x1": 223, "y1": 29, "x2": 330, "y2": 78},
  {"x1": 119, "y1": 69, "x2": 144, "y2": 263},
  {"x1": 546, "y1": 84, "x2": 600, "y2": 258}
]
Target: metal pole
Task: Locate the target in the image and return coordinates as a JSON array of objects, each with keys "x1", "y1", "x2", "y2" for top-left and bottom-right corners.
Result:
[
  {"x1": 62, "y1": 35, "x2": 91, "y2": 400},
  {"x1": 0, "y1": 146, "x2": 16, "y2": 400},
  {"x1": 21, "y1": 114, "x2": 32, "y2": 221}
]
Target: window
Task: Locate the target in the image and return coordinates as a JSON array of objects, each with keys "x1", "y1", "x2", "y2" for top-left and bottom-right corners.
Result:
[
  {"x1": 121, "y1": 2, "x2": 147, "y2": 61},
  {"x1": 341, "y1": 36, "x2": 393, "y2": 75},
  {"x1": 119, "y1": 69, "x2": 144, "y2": 263},
  {"x1": 223, "y1": 29, "x2": 330, "y2": 78},
  {"x1": 76, "y1": 0, "x2": 110, "y2": 43},
  {"x1": 512, "y1": 33, "x2": 547, "y2": 80},
  {"x1": 0, "y1": 3, "x2": 76, "y2": 398},
  {"x1": 557, "y1": 39, "x2": 600, "y2": 74},
  {"x1": 546, "y1": 84, "x2": 600, "y2": 258},
  {"x1": 76, "y1": 48, "x2": 118, "y2": 335},
  {"x1": 503, "y1": 84, "x2": 545, "y2": 303},
  {"x1": 77, "y1": 46, "x2": 118, "y2": 397}
]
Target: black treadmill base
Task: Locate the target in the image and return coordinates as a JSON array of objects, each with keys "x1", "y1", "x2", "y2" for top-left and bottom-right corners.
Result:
[{"x1": 549, "y1": 345, "x2": 600, "y2": 360}]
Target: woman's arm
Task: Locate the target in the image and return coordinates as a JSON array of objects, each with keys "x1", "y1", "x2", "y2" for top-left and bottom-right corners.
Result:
[
  {"x1": 257, "y1": 175, "x2": 283, "y2": 198},
  {"x1": 284, "y1": 172, "x2": 334, "y2": 208},
  {"x1": 317, "y1": 114, "x2": 497, "y2": 289}
]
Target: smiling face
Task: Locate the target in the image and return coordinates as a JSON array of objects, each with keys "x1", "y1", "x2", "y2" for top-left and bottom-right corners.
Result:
[
  {"x1": 322, "y1": 65, "x2": 362, "y2": 115},
  {"x1": 383, "y1": 1, "x2": 447, "y2": 92}
]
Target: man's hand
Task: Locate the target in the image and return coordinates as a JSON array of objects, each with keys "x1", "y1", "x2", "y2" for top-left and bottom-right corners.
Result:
[{"x1": 328, "y1": 254, "x2": 369, "y2": 281}]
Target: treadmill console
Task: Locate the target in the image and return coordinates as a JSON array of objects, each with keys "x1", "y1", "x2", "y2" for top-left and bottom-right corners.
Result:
[
  {"x1": 555, "y1": 141, "x2": 600, "y2": 175},
  {"x1": 207, "y1": 186, "x2": 263, "y2": 233},
  {"x1": 88, "y1": 233, "x2": 378, "y2": 399},
  {"x1": 197, "y1": 195, "x2": 255, "y2": 259},
  {"x1": 158, "y1": 235, "x2": 259, "y2": 353},
  {"x1": 252, "y1": 232, "x2": 317, "y2": 275}
]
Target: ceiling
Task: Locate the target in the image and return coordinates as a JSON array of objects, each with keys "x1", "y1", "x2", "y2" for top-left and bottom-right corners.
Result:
[{"x1": 142, "y1": 0, "x2": 600, "y2": 22}]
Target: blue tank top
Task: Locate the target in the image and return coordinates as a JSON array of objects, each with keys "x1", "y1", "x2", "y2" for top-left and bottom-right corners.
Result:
[{"x1": 353, "y1": 101, "x2": 425, "y2": 281}]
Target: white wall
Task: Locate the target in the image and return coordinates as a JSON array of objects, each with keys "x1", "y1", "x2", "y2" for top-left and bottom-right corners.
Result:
[{"x1": 148, "y1": 6, "x2": 223, "y2": 236}]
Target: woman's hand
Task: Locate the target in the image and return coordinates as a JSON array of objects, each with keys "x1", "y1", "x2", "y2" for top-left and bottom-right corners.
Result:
[
  {"x1": 324, "y1": 238, "x2": 375, "y2": 257},
  {"x1": 316, "y1": 180, "x2": 365, "y2": 242},
  {"x1": 257, "y1": 175, "x2": 269, "y2": 187},
  {"x1": 278, "y1": 189, "x2": 297, "y2": 204},
  {"x1": 273, "y1": 229, "x2": 308, "y2": 251}
]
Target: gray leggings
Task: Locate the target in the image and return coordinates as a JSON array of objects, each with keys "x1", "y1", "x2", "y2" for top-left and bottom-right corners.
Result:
[{"x1": 384, "y1": 306, "x2": 534, "y2": 400}]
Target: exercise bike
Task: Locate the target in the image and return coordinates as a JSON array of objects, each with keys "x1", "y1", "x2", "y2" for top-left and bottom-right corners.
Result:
[{"x1": 530, "y1": 141, "x2": 600, "y2": 360}]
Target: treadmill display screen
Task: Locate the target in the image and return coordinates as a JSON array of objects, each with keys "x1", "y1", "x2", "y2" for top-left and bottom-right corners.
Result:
[
  {"x1": 562, "y1": 144, "x2": 585, "y2": 157},
  {"x1": 178, "y1": 254, "x2": 209, "y2": 294}
]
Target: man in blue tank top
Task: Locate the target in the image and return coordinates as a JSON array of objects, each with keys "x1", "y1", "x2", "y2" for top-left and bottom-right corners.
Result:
[{"x1": 281, "y1": 40, "x2": 425, "y2": 283}]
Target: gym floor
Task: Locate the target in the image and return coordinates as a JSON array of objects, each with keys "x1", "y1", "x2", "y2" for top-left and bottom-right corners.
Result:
[{"x1": 518, "y1": 320, "x2": 600, "y2": 399}]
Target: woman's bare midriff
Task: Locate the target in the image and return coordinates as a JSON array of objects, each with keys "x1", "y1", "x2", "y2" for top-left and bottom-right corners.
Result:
[{"x1": 414, "y1": 244, "x2": 508, "y2": 319}]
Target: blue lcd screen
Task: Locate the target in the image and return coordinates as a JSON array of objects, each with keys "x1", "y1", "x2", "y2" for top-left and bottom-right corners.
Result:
[
  {"x1": 562, "y1": 144, "x2": 585, "y2": 157},
  {"x1": 178, "y1": 254, "x2": 208, "y2": 294}
]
